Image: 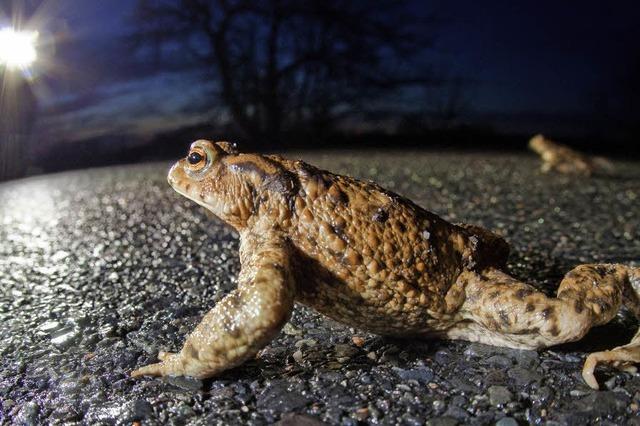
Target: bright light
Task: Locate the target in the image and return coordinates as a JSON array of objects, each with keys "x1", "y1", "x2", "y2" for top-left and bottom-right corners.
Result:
[{"x1": 0, "y1": 27, "x2": 38, "y2": 69}]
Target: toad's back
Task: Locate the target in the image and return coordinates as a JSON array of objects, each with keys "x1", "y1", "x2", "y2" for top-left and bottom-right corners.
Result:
[{"x1": 276, "y1": 158, "x2": 473, "y2": 335}]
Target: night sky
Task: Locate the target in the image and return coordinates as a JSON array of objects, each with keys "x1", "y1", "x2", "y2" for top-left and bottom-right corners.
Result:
[{"x1": 3, "y1": 0, "x2": 640, "y2": 150}]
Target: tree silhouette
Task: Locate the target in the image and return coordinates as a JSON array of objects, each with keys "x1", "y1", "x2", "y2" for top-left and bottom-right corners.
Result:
[{"x1": 132, "y1": 0, "x2": 437, "y2": 145}]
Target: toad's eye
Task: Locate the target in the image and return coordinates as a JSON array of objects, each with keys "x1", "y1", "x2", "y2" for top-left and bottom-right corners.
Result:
[
  {"x1": 187, "y1": 151, "x2": 204, "y2": 165},
  {"x1": 184, "y1": 146, "x2": 211, "y2": 179}
]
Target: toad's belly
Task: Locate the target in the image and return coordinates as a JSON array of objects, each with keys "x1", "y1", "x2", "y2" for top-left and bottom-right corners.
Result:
[{"x1": 293, "y1": 269, "x2": 458, "y2": 336}]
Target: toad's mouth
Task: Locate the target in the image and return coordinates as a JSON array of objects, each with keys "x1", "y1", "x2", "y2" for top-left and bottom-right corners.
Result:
[{"x1": 167, "y1": 162, "x2": 226, "y2": 219}]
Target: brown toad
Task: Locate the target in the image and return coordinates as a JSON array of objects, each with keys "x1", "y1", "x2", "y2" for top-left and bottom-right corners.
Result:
[
  {"x1": 529, "y1": 134, "x2": 612, "y2": 176},
  {"x1": 132, "y1": 140, "x2": 640, "y2": 389}
]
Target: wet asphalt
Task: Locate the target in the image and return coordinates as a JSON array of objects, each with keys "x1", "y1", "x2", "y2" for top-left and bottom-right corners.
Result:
[{"x1": 1, "y1": 151, "x2": 639, "y2": 425}]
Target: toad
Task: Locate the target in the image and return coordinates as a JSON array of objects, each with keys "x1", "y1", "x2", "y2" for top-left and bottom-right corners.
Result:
[
  {"x1": 529, "y1": 134, "x2": 606, "y2": 176},
  {"x1": 132, "y1": 140, "x2": 639, "y2": 389}
]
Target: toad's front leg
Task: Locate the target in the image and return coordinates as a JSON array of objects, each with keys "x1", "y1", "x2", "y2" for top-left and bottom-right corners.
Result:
[{"x1": 131, "y1": 230, "x2": 295, "y2": 379}]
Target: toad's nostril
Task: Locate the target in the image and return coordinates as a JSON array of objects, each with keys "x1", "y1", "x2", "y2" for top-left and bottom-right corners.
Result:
[{"x1": 168, "y1": 162, "x2": 182, "y2": 184}]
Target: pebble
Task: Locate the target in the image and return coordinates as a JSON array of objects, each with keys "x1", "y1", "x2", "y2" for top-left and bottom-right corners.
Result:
[
  {"x1": 507, "y1": 367, "x2": 542, "y2": 387},
  {"x1": 294, "y1": 339, "x2": 317, "y2": 348},
  {"x1": 38, "y1": 321, "x2": 62, "y2": 333},
  {"x1": 444, "y1": 405, "x2": 468, "y2": 420},
  {"x1": 604, "y1": 376, "x2": 618, "y2": 390},
  {"x1": 282, "y1": 323, "x2": 302, "y2": 335},
  {"x1": 276, "y1": 413, "x2": 326, "y2": 425},
  {"x1": 50, "y1": 328, "x2": 81, "y2": 349},
  {"x1": 334, "y1": 344, "x2": 358, "y2": 362},
  {"x1": 257, "y1": 381, "x2": 311, "y2": 412},
  {"x1": 392, "y1": 367, "x2": 434, "y2": 384},
  {"x1": 352, "y1": 336, "x2": 365, "y2": 347},
  {"x1": 162, "y1": 375, "x2": 203, "y2": 391},
  {"x1": 16, "y1": 401, "x2": 39, "y2": 425},
  {"x1": 569, "y1": 389, "x2": 591, "y2": 397},
  {"x1": 495, "y1": 417, "x2": 518, "y2": 426},
  {"x1": 532, "y1": 386, "x2": 554, "y2": 404},
  {"x1": 515, "y1": 351, "x2": 540, "y2": 369},
  {"x1": 483, "y1": 355, "x2": 513, "y2": 368},
  {"x1": 426, "y1": 416, "x2": 459, "y2": 426},
  {"x1": 577, "y1": 391, "x2": 628, "y2": 414},
  {"x1": 488, "y1": 385, "x2": 513, "y2": 406}
]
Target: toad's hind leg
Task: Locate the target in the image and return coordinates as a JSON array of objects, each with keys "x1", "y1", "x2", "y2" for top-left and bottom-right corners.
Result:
[
  {"x1": 131, "y1": 230, "x2": 295, "y2": 379},
  {"x1": 449, "y1": 264, "x2": 640, "y2": 389}
]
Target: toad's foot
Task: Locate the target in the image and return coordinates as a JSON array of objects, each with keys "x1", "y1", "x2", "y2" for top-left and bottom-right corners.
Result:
[
  {"x1": 582, "y1": 267, "x2": 640, "y2": 389},
  {"x1": 131, "y1": 229, "x2": 295, "y2": 379},
  {"x1": 131, "y1": 352, "x2": 184, "y2": 377},
  {"x1": 583, "y1": 341, "x2": 640, "y2": 390},
  {"x1": 131, "y1": 351, "x2": 180, "y2": 377}
]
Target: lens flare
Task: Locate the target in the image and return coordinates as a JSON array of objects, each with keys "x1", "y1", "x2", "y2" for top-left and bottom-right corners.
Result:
[{"x1": 0, "y1": 27, "x2": 38, "y2": 69}]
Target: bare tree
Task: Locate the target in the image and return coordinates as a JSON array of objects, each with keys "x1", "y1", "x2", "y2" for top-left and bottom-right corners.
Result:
[
  {"x1": 425, "y1": 76, "x2": 471, "y2": 129},
  {"x1": 132, "y1": 0, "x2": 436, "y2": 144}
]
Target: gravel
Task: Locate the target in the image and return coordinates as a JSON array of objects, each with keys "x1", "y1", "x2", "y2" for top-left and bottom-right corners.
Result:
[{"x1": 1, "y1": 150, "x2": 639, "y2": 424}]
